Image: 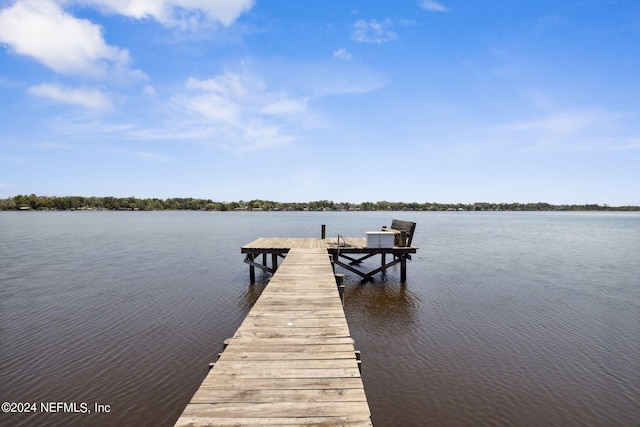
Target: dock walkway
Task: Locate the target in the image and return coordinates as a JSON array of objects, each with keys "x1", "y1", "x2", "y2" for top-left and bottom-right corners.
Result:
[{"x1": 175, "y1": 248, "x2": 372, "y2": 426}]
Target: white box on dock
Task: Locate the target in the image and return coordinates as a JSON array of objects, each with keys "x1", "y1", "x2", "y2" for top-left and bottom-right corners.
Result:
[{"x1": 366, "y1": 231, "x2": 395, "y2": 248}]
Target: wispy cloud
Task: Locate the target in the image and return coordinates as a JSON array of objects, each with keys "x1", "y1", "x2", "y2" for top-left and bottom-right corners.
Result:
[
  {"x1": 74, "y1": 0, "x2": 255, "y2": 29},
  {"x1": 0, "y1": 0, "x2": 137, "y2": 79},
  {"x1": 0, "y1": 154, "x2": 27, "y2": 163},
  {"x1": 134, "y1": 151, "x2": 172, "y2": 162},
  {"x1": 36, "y1": 142, "x2": 73, "y2": 150},
  {"x1": 20, "y1": 60, "x2": 386, "y2": 152},
  {"x1": 27, "y1": 83, "x2": 112, "y2": 109},
  {"x1": 333, "y1": 47, "x2": 352, "y2": 61},
  {"x1": 171, "y1": 72, "x2": 315, "y2": 150},
  {"x1": 143, "y1": 85, "x2": 157, "y2": 97},
  {"x1": 419, "y1": 0, "x2": 450, "y2": 13},
  {"x1": 495, "y1": 110, "x2": 605, "y2": 135},
  {"x1": 352, "y1": 19, "x2": 398, "y2": 44},
  {"x1": 483, "y1": 108, "x2": 640, "y2": 154},
  {"x1": 265, "y1": 62, "x2": 387, "y2": 97}
]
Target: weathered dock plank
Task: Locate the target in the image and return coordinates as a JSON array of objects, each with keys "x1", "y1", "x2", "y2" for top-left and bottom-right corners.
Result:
[
  {"x1": 175, "y1": 248, "x2": 371, "y2": 426},
  {"x1": 177, "y1": 417, "x2": 372, "y2": 427},
  {"x1": 189, "y1": 388, "x2": 368, "y2": 403},
  {"x1": 177, "y1": 401, "x2": 371, "y2": 421},
  {"x1": 191, "y1": 376, "x2": 366, "y2": 391},
  {"x1": 218, "y1": 351, "x2": 357, "y2": 361}
]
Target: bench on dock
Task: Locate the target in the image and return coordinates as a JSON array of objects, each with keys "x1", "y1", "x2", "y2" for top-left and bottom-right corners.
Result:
[{"x1": 382, "y1": 219, "x2": 417, "y2": 247}]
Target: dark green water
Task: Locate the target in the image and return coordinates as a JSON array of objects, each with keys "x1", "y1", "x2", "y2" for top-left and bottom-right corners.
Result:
[{"x1": 1, "y1": 211, "x2": 638, "y2": 426}]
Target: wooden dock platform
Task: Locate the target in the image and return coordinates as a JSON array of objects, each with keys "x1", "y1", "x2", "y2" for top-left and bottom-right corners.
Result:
[
  {"x1": 241, "y1": 237, "x2": 418, "y2": 282},
  {"x1": 175, "y1": 248, "x2": 372, "y2": 426}
]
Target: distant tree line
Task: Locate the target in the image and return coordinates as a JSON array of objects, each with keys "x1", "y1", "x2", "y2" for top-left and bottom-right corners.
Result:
[{"x1": 1, "y1": 194, "x2": 638, "y2": 212}]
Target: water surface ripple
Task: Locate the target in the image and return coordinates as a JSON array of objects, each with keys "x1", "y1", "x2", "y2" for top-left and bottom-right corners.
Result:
[{"x1": 1, "y1": 211, "x2": 638, "y2": 426}]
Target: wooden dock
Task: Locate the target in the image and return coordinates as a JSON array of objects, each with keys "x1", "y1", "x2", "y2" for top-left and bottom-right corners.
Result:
[
  {"x1": 175, "y1": 248, "x2": 372, "y2": 426},
  {"x1": 241, "y1": 237, "x2": 418, "y2": 282}
]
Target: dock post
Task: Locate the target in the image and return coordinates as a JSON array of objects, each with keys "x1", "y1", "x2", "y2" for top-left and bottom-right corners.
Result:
[
  {"x1": 272, "y1": 253, "x2": 278, "y2": 271},
  {"x1": 249, "y1": 254, "x2": 256, "y2": 283},
  {"x1": 321, "y1": 224, "x2": 326, "y2": 239},
  {"x1": 400, "y1": 255, "x2": 407, "y2": 282},
  {"x1": 335, "y1": 273, "x2": 345, "y2": 304}
]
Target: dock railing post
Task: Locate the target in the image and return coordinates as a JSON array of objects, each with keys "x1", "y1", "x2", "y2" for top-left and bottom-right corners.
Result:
[
  {"x1": 321, "y1": 224, "x2": 326, "y2": 239},
  {"x1": 246, "y1": 254, "x2": 256, "y2": 283}
]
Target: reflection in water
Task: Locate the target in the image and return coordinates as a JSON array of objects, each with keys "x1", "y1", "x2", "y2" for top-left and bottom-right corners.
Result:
[
  {"x1": 344, "y1": 281, "x2": 419, "y2": 330},
  {"x1": 238, "y1": 281, "x2": 268, "y2": 310},
  {"x1": 342, "y1": 276, "x2": 427, "y2": 427}
]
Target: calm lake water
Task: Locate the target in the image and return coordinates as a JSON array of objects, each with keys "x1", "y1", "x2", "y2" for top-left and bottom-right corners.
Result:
[{"x1": 1, "y1": 211, "x2": 638, "y2": 426}]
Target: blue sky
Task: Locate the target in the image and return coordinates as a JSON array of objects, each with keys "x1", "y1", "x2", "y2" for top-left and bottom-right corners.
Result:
[{"x1": 1, "y1": 0, "x2": 638, "y2": 205}]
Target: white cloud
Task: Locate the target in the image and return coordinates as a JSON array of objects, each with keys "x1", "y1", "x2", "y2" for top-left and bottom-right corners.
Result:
[
  {"x1": 333, "y1": 47, "x2": 352, "y2": 61},
  {"x1": 481, "y1": 108, "x2": 640, "y2": 154},
  {"x1": 36, "y1": 142, "x2": 73, "y2": 149},
  {"x1": 419, "y1": 0, "x2": 450, "y2": 13},
  {"x1": 352, "y1": 19, "x2": 398, "y2": 44},
  {"x1": 264, "y1": 62, "x2": 387, "y2": 98},
  {"x1": 75, "y1": 0, "x2": 255, "y2": 29},
  {"x1": 497, "y1": 110, "x2": 604, "y2": 134},
  {"x1": 135, "y1": 151, "x2": 172, "y2": 162},
  {"x1": 172, "y1": 72, "x2": 314, "y2": 150},
  {"x1": 310, "y1": 69, "x2": 387, "y2": 96},
  {"x1": 0, "y1": 0, "x2": 132, "y2": 78},
  {"x1": 27, "y1": 83, "x2": 112, "y2": 109},
  {"x1": 261, "y1": 98, "x2": 307, "y2": 116},
  {"x1": 185, "y1": 74, "x2": 246, "y2": 97},
  {"x1": 143, "y1": 85, "x2": 157, "y2": 97}
]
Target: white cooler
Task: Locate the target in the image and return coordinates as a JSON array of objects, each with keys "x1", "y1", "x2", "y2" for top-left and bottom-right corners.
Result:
[{"x1": 365, "y1": 231, "x2": 395, "y2": 248}]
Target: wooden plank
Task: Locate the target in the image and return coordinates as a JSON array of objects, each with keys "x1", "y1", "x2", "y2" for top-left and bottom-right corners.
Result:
[
  {"x1": 219, "y1": 342, "x2": 355, "y2": 352},
  {"x1": 178, "y1": 401, "x2": 371, "y2": 418},
  {"x1": 175, "y1": 248, "x2": 371, "y2": 426},
  {"x1": 176, "y1": 415, "x2": 372, "y2": 426},
  {"x1": 238, "y1": 318, "x2": 349, "y2": 328},
  {"x1": 238, "y1": 321, "x2": 350, "y2": 330},
  {"x1": 245, "y1": 304, "x2": 346, "y2": 313},
  {"x1": 218, "y1": 351, "x2": 358, "y2": 361},
  {"x1": 190, "y1": 388, "x2": 368, "y2": 403},
  {"x1": 194, "y1": 376, "x2": 365, "y2": 390},
  {"x1": 232, "y1": 329, "x2": 351, "y2": 339},
  {"x1": 203, "y1": 366, "x2": 361, "y2": 380},
  {"x1": 227, "y1": 336, "x2": 356, "y2": 345},
  {"x1": 244, "y1": 310, "x2": 345, "y2": 317},
  {"x1": 208, "y1": 359, "x2": 358, "y2": 371}
]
